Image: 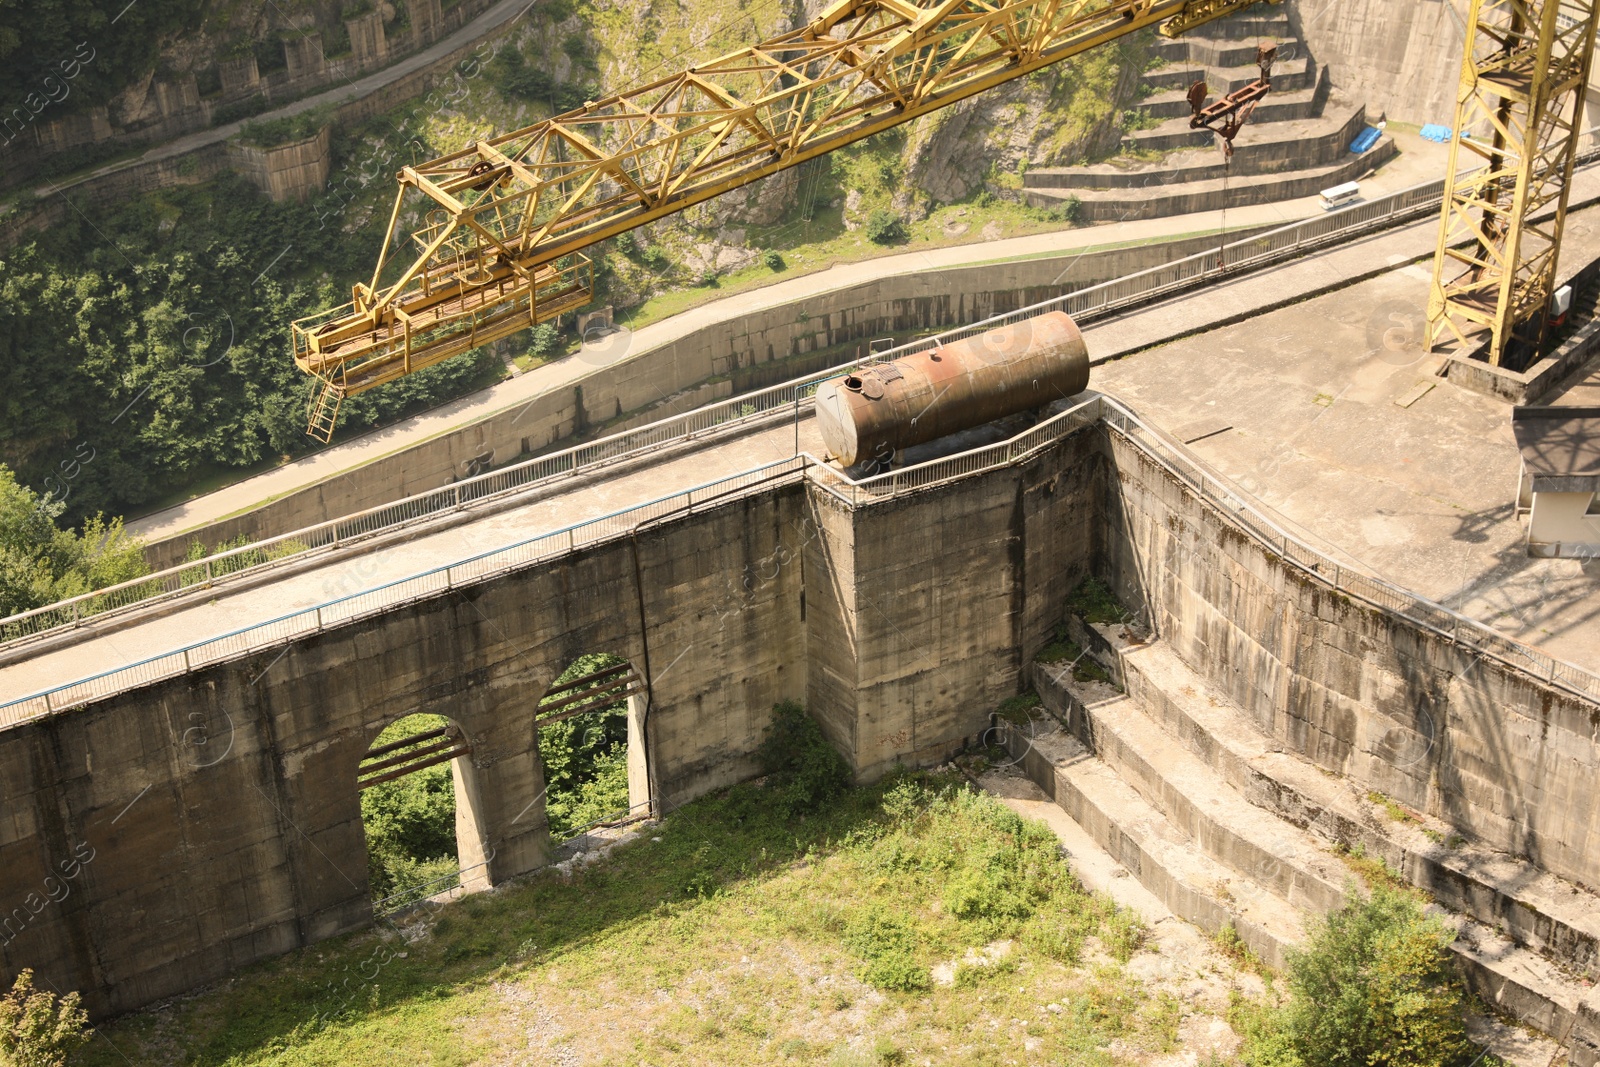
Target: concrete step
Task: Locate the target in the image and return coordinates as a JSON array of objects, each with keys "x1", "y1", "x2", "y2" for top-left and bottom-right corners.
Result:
[
  {"x1": 1183, "y1": 12, "x2": 1291, "y2": 40},
  {"x1": 1007, "y1": 715, "x2": 1308, "y2": 968},
  {"x1": 1133, "y1": 79, "x2": 1323, "y2": 122},
  {"x1": 1018, "y1": 652, "x2": 1595, "y2": 1048},
  {"x1": 1121, "y1": 86, "x2": 1349, "y2": 158},
  {"x1": 1141, "y1": 54, "x2": 1314, "y2": 96},
  {"x1": 1037, "y1": 669, "x2": 1349, "y2": 917},
  {"x1": 1177, "y1": 35, "x2": 1301, "y2": 71},
  {"x1": 1022, "y1": 142, "x2": 1394, "y2": 223},
  {"x1": 1078, "y1": 622, "x2": 1600, "y2": 984}
]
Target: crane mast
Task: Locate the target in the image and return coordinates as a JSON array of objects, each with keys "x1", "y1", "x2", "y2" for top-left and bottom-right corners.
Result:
[
  {"x1": 1428, "y1": 0, "x2": 1600, "y2": 366},
  {"x1": 293, "y1": 0, "x2": 1279, "y2": 440}
]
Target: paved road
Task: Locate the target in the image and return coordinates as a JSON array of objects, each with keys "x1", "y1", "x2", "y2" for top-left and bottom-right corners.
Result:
[{"x1": 127, "y1": 131, "x2": 1457, "y2": 545}]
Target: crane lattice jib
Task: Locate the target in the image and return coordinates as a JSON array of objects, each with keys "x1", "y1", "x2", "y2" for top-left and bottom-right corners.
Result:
[
  {"x1": 292, "y1": 0, "x2": 1279, "y2": 438},
  {"x1": 1428, "y1": 0, "x2": 1600, "y2": 366}
]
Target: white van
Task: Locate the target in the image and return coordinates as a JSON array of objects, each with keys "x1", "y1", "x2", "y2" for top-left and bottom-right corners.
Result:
[{"x1": 1319, "y1": 182, "x2": 1361, "y2": 211}]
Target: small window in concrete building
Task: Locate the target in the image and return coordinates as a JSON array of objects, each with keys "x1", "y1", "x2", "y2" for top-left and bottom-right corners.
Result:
[
  {"x1": 358, "y1": 712, "x2": 469, "y2": 910},
  {"x1": 1588, "y1": 492, "x2": 1600, "y2": 516},
  {"x1": 537, "y1": 653, "x2": 650, "y2": 842}
]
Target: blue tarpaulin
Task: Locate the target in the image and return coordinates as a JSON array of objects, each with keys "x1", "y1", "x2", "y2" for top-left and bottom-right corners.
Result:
[
  {"x1": 1350, "y1": 126, "x2": 1382, "y2": 154},
  {"x1": 1420, "y1": 124, "x2": 1454, "y2": 143}
]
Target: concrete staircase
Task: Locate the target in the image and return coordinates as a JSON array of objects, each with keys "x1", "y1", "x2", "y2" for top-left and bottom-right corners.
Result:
[
  {"x1": 1023, "y1": 9, "x2": 1396, "y2": 222},
  {"x1": 1004, "y1": 616, "x2": 1600, "y2": 1063}
]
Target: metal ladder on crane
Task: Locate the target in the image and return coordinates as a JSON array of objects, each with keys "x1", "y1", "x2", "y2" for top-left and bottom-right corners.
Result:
[{"x1": 307, "y1": 373, "x2": 346, "y2": 443}]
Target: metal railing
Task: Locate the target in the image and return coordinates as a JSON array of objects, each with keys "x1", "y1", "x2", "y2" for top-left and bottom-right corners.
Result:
[
  {"x1": 1095, "y1": 400, "x2": 1600, "y2": 707},
  {"x1": 11, "y1": 159, "x2": 1600, "y2": 719},
  {"x1": 7, "y1": 388, "x2": 1599, "y2": 727},
  {"x1": 0, "y1": 168, "x2": 1464, "y2": 652},
  {"x1": 807, "y1": 395, "x2": 1107, "y2": 504},
  {"x1": 0, "y1": 457, "x2": 806, "y2": 727}
]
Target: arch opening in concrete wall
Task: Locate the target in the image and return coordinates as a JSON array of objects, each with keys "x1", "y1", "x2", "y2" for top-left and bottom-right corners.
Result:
[
  {"x1": 357, "y1": 712, "x2": 483, "y2": 911},
  {"x1": 535, "y1": 653, "x2": 651, "y2": 842}
]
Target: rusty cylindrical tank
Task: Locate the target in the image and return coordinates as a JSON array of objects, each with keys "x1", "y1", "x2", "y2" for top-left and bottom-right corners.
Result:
[{"x1": 814, "y1": 311, "x2": 1090, "y2": 467}]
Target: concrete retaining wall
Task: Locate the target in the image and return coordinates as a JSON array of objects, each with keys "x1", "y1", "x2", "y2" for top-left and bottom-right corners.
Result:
[
  {"x1": 0, "y1": 422, "x2": 1106, "y2": 1018},
  {"x1": 4, "y1": 415, "x2": 1597, "y2": 1020},
  {"x1": 0, "y1": 482, "x2": 812, "y2": 1017},
  {"x1": 1287, "y1": 0, "x2": 1462, "y2": 128},
  {"x1": 140, "y1": 225, "x2": 1264, "y2": 570},
  {"x1": 1099, "y1": 430, "x2": 1600, "y2": 893}
]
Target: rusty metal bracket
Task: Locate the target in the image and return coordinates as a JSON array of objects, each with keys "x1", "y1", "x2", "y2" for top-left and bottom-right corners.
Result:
[{"x1": 1186, "y1": 44, "x2": 1276, "y2": 159}]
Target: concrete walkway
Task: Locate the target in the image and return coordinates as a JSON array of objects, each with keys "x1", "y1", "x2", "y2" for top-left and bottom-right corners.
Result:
[
  {"x1": 0, "y1": 418, "x2": 821, "y2": 703},
  {"x1": 1095, "y1": 192, "x2": 1600, "y2": 677},
  {"x1": 128, "y1": 153, "x2": 1441, "y2": 544},
  {"x1": 33, "y1": 0, "x2": 539, "y2": 201}
]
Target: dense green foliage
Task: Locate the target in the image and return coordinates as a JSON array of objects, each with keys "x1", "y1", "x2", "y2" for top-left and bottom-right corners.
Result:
[
  {"x1": 1233, "y1": 884, "x2": 1481, "y2": 1067},
  {"x1": 539, "y1": 652, "x2": 635, "y2": 839},
  {"x1": 0, "y1": 969, "x2": 91, "y2": 1067},
  {"x1": 0, "y1": 176, "x2": 504, "y2": 528},
  {"x1": 754, "y1": 700, "x2": 851, "y2": 817},
  {"x1": 0, "y1": 463, "x2": 146, "y2": 616},
  {"x1": 359, "y1": 714, "x2": 459, "y2": 904}
]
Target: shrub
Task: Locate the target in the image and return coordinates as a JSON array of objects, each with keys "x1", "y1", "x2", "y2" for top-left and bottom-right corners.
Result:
[
  {"x1": 843, "y1": 907, "x2": 929, "y2": 991},
  {"x1": 0, "y1": 970, "x2": 91, "y2": 1067},
  {"x1": 864, "y1": 209, "x2": 906, "y2": 245},
  {"x1": 755, "y1": 701, "x2": 850, "y2": 817},
  {"x1": 763, "y1": 248, "x2": 786, "y2": 271},
  {"x1": 527, "y1": 322, "x2": 561, "y2": 360},
  {"x1": 1237, "y1": 884, "x2": 1481, "y2": 1067}
]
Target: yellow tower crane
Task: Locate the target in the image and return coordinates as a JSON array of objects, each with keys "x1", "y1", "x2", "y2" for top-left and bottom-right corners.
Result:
[
  {"x1": 293, "y1": 0, "x2": 1280, "y2": 440},
  {"x1": 1428, "y1": 0, "x2": 1600, "y2": 366}
]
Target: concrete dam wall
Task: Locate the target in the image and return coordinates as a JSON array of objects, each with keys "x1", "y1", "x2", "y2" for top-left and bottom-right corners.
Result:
[
  {"x1": 1288, "y1": 0, "x2": 1464, "y2": 128},
  {"x1": 2, "y1": 414, "x2": 1596, "y2": 1021}
]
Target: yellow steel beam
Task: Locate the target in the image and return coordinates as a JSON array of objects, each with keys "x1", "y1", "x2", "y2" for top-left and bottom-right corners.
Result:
[
  {"x1": 293, "y1": 0, "x2": 1280, "y2": 439},
  {"x1": 1428, "y1": 0, "x2": 1600, "y2": 366}
]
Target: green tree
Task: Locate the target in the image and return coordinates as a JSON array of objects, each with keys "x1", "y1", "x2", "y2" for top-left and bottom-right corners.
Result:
[
  {"x1": 1237, "y1": 884, "x2": 1480, "y2": 1067},
  {"x1": 0, "y1": 464, "x2": 147, "y2": 616},
  {"x1": 539, "y1": 652, "x2": 634, "y2": 839},
  {"x1": 864, "y1": 209, "x2": 906, "y2": 245},
  {"x1": 359, "y1": 714, "x2": 459, "y2": 902},
  {"x1": 0, "y1": 969, "x2": 91, "y2": 1067}
]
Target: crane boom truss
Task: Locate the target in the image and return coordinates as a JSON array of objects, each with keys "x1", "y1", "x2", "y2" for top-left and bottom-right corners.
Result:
[
  {"x1": 293, "y1": 0, "x2": 1278, "y2": 439},
  {"x1": 1427, "y1": 0, "x2": 1600, "y2": 366}
]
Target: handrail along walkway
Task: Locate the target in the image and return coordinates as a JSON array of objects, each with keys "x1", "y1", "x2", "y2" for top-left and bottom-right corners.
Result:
[{"x1": 0, "y1": 168, "x2": 1476, "y2": 650}]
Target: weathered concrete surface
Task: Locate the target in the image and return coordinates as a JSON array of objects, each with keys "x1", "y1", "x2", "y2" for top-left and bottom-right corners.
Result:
[
  {"x1": 4, "y1": 408, "x2": 1598, "y2": 1024},
  {"x1": 1099, "y1": 430, "x2": 1600, "y2": 894},
  {"x1": 1288, "y1": 0, "x2": 1463, "y2": 128},
  {"x1": 133, "y1": 226, "x2": 1268, "y2": 571},
  {"x1": 0, "y1": 482, "x2": 813, "y2": 1016}
]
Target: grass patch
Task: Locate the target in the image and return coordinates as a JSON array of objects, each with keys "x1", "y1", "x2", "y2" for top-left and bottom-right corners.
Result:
[
  {"x1": 1065, "y1": 576, "x2": 1128, "y2": 626},
  {"x1": 1366, "y1": 790, "x2": 1421, "y2": 826},
  {"x1": 81, "y1": 762, "x2": 1186, "y2": 1065}
]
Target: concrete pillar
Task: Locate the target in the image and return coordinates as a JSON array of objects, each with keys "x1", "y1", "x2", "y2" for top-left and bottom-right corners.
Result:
[
  {"x1": 219, "y1": 55, "x2": 260, "y2": 96},
  {"x1": 283, "y1": 33, "x2": 325, "y2": 79},
  {"x1": 410, "y1": 0, "x2": 444, "y2": 43},
  {"x1": 460, "y1": 684, "x2": 552, "y2": 885},
  {"x1": 626, "y1": 693, "x2": 650, "y2": 817},
  {"x1": 154, "y1": 75, "x2": 200, "y2": 117},
  {"x1": 451, "y1": 754, "x2": 495, "y2": 893},
  {"x1": 346, "y1": 11, "x2": 388, "y2": 67}
]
